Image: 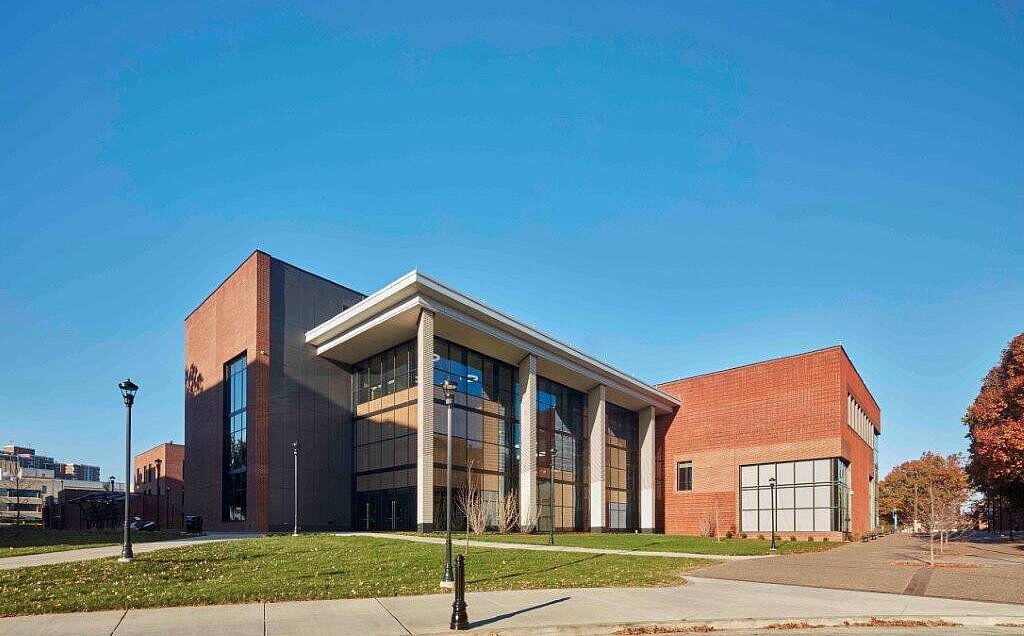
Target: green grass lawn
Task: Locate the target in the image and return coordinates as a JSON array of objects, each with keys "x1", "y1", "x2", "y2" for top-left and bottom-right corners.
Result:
[
  {"x1": 0, "y1": 535, "x2": 712, "y2": 617},
  {"x1": 414, "y1": 532, "x2": 842, "y2": 556},
  {"x1": 0, "y1": 527, "x2": 185, "y2": 558}
]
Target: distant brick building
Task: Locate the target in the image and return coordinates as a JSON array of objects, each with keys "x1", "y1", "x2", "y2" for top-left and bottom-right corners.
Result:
[
  {"x1": 134, "y1": 442, "x2": 185, "y2": 523},
  {"x1": 656, "y1": 347, "x2": 880, "y2": 539}
]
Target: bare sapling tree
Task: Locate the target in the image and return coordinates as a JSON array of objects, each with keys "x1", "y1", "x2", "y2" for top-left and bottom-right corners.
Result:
[
  {"x1": 457, "y1": 461, "x2": 487, "y2": 536},
  {"x1": 498, "y1": 490, "x2": 518, "y2": 534},
  {"x1": 698, "y1": 511, "x2": 714, "y2": 537},
  {"x1": 1, "y1": 467, "x2": 26, "y2": 525},
  {"x1": 925, "y1": 485, "x2": 938, "y2": 565},
  {"x1": 713, "y1": 497, "x2": 722, "y2": 541}
]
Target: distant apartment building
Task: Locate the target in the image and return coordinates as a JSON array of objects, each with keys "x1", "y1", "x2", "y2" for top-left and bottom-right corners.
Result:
[
  {"x1": 58, "y1": 463, "x2": 101, "y2": 482},
  {"x1": 1, "y1": 445, "x2": 101, "y2": 483},
  {"x1": 134, "y1": 442, "x2": 185, "y2": 510},
  {"x1": 1, "y1": 445, "x2": 57, "y2": 472},
  {"x1": 0, "y1": 459, "x2": 122, "y2": 522}
]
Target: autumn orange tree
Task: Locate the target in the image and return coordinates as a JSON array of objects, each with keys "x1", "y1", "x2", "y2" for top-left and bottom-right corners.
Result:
[
  {"x1": 963, "y1": 333, "x2": 1024, "y2": 514},
  {"x1": 878, "y1": 452, "x2": 969, "y2": 563}
]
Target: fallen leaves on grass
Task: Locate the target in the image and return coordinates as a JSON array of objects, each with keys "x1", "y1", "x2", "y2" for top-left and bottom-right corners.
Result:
[{"x1": 765, "y1": 621, "x2": 824, "y2": 630}]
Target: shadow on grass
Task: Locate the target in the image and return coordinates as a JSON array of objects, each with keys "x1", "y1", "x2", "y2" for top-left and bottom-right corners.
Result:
[
  {"x1": 471, "y1": 596, "x2": 570, "y2": 629},
  {"x1": 467, "y1": 554, "x2": 602, "y2": 585}
]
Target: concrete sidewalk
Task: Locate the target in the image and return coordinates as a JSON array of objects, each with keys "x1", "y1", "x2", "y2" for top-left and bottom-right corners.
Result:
[
  {"x1": 0, "y1": 533, "x2": 256, "y2": 570},
  {"x1": 2, "y1": 576, "x2": 1022, "y2": 635},
  {"x1": 339, "y1": 531, "x2": 761, "y2": 560}
]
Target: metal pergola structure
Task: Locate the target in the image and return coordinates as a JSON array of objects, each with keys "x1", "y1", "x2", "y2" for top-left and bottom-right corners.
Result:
[{"x1": 70, "y1": 491, "x2": 133, "y2": 530}]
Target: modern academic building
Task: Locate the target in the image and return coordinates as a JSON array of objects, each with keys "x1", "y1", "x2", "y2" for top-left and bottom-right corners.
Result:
[{"x1": 184, "y1": 251, "x2": 881, "y2": 538}]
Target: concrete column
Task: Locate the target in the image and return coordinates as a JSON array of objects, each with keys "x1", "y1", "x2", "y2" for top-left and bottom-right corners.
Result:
[
  {"x1": 518, "y1": 354, "x2": 538, "y2": 529},
  {"x1": 416, "y1": 310, "x2": 435, "y2": 532},
  {"x1": 639, "y1": 406, "x2": 656, "y2": 533},
  {"x1": 587, "y1": 385, "x2": 607, "y2": 532}
]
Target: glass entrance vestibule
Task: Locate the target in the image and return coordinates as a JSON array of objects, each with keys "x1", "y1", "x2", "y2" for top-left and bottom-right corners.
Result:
[{"x1": 349, "y1": 336, "x2": 644, "y2": 532}]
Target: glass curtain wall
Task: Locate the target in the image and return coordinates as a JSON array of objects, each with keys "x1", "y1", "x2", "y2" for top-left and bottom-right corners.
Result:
[
  {"x1": 352, "y1": 340, "x2": 418, "y2": 530},
  {"x1": 536, "y1": 378, "x2": 587, "y2": 531},
  {"x1": 605, "y1": 403, "x2": 639, "y2": 531},
  {"x1": 223, "y1": 354, "x2": 247, "y2": 522},
  {"x1": 739, "y1": 458, "x2": 850, "y2": 534},
  {"x1": 432, "y1": 337, "x2": 519, "y2": 530}
]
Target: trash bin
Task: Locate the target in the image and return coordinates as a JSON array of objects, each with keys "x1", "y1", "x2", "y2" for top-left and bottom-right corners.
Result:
[{"x1": 184, "y1": 515, "x2": 203, "y2": 534}]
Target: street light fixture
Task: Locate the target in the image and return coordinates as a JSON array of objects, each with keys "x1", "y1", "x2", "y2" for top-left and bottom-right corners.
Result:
[
  {"x1": 117, "y1": 378, "x2": 138, "y2": 563},
  {"x1": 292, "y1": 440, "x2": 300, "y2": 536},
  {"x1": 440, "y1": 378, "x2": 458, "y2": 589},
  {"x1": 768, "y1": 476, "x2": 778, "y2": 553},
  {"x1": 108, "y1": 476, "x2": 116, "y2": 492},
  {"x1": 155, "y1": 458, "x2": 162, "y2": 530},
  {"x1": 537, "y1": 445, "x2": 557, "y2": 546}
]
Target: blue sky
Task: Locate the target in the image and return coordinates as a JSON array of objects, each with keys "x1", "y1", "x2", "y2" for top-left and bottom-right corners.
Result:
[{"x1": 1, "y1": 2, "x2": 1021, "y2": 480}]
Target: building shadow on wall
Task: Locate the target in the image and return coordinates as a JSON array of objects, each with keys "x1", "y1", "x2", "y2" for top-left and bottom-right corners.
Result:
[{"x1": 186, "y1": 363, "x2": 204, "y2": 399}]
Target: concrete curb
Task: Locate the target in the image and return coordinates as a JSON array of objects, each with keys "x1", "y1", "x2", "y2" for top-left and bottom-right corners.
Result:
[{"x1": 420, "y1": 614, "x2": 1024, "y2": 635}]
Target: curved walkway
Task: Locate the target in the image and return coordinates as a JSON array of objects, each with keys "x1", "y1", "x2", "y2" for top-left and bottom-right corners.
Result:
[
  {"x1": 0, "y1": 533, "x2": 256, "y2": 570},
  {"x1": 337, "y1": 531, "x2": 763, "y2": 560}
]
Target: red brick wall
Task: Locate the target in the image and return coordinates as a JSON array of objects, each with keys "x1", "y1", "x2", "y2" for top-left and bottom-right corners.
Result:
[
  {"x1": 840, "y1": 352, "x2": 881, "y2": 534},
  {"x1": 134, "y1": 443, "x2": 185, "y2": 513},
  {"x1": 656, "y1": 347, "x2": 879, "y2": 537},
  {"x1": 184, "y1": 251, "x2": 270, "y2": 532}
]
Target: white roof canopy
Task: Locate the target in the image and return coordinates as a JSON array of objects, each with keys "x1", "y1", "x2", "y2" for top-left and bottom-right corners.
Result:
[{"x1": 306, "y1": 271, "x2": 680, "y2": 414}]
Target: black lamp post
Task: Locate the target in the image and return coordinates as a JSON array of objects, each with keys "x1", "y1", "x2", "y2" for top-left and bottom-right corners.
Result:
[
  {"x1": 538, "y1": 445, "x2": 557, "y2": 546},
  {"x1": 440, "y1": 378, "x2": 457, "y2": 589},
  {"x1": 292, "y1": 440, "x2": 300, "y2": 537},
  {"x1": 768, "y1": 477, "x2": 778, "y2": 553},
  {"x1": 118, "y1": 378, "x2": 138, "y2": 563},
  {"x1": 155, "y1": 458, "x2": 162, "y2": 530},
  {"x1": 108, "y1": 476, "x2": 116, "y2": 492}
]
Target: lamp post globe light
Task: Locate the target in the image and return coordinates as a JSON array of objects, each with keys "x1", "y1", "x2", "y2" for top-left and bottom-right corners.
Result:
[
  {"x1": 292, "y1": 440, "x2": 300, "y2": 537},
  {"x1": 768, "y1": 476, "x2": 778, "y2": 553},
  {"x1": 440, "y1": 378, "x2": 458, "y2": 589},
  {"x1": 117, "y1": 378, "x2": 138, "y2": 563}
]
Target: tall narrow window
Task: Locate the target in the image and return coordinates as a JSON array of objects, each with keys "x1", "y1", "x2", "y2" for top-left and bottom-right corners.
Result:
[
  {"x1": 676, "y1": 461, "x2": 693, "y2": 491},
  {"x1": 224, "y1": 354, "x2": 247, "y2": 522},
  {"x1": 606, "y1": 403, "x2": 638, "y2": 531}
]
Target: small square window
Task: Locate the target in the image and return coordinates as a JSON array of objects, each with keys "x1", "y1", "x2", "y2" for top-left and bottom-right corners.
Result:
[{"x1": 676, "y1": 461, "x2": 693, "y2": 491}]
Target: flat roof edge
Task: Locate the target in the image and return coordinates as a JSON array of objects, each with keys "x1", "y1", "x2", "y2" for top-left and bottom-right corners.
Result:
[{"x1": 307, "y1": 271, "x2": 680, "y2": 408}]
